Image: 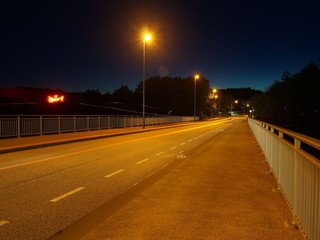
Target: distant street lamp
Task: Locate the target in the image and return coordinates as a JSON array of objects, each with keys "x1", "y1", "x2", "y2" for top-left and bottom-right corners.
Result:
[
  {"x1": 244, "y1": 103, "x2": 250, "y2": 114},
  {"x1": 210, "y1": 88, "x2": 218, "y2": 116},
  {"x1": 230, "y1": 100, "x2": 238, "y2": 116},
  {"x1": 194, "y1": 74, "x2": 200, "y2": 121},
  {"x1": 142, "y1": 33, "x2": 151, "y2": 129},
  {"x1": 212, "y1": 88, "x2": 218, "y2": 99}
]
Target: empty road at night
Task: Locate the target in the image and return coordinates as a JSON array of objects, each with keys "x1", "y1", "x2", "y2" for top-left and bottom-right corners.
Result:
[{"x1": 0, "y1": 118, "x2": 237, "y2": 240}]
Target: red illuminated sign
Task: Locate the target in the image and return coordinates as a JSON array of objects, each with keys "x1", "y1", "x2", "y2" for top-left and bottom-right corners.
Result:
[{"x1": 47, "y1": 95, "x2": 64, "y2": 103}]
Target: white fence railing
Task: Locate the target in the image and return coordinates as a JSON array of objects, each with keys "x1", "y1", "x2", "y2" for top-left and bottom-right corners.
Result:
[
  {"x1": 248, "y1": 118, "x2": 320, "y2": 240},
  {"x1": 0, "y1": 115, "x2": 197, "y2": 138}
]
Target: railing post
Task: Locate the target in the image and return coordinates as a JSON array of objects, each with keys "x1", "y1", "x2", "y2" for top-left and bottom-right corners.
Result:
[
  {"x1": 18, "y1": 115, "x2": 21, "y2": 138},
  {"x1": 40, "y1": 116, "x2": 43, "y2": 135},
  {"x1": 286, "y1": 138, "x2": 301, "y2": 229},
  {"x1": 58, "y1": 116, "x2": 61, "y2": 134}
]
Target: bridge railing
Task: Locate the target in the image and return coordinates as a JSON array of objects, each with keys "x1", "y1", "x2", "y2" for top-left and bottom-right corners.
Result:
[
  {"x1": 248, "y1": 118, "x2": 320, "y2": 240},
  {"x1": 0, "y1": 115, "x2": 196, "y2": 138}
]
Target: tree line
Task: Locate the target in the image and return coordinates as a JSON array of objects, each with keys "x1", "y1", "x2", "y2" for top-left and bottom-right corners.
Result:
[
  {"x1": 1, "y1": 62, "x2": 318, "y2": 139},
  {"x1": 249, "y1": 62, "x2": 320, "y2": 139},
  {"x1": 0, "y1": 75, "x2": 211, "y2": 116}
]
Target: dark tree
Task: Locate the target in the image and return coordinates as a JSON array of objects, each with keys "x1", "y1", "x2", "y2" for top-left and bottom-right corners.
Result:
[
  {"x1": 134, "y1": 75, "x2": 210, "y2": 116},
  {"x1": 250, "y1": 62, "x2": 320, "y2": 139}
]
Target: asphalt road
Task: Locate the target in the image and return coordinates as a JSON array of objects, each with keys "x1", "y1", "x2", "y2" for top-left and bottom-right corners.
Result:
[{"x1": 0, "y1": 118, "x2": 235, "y2": 240}]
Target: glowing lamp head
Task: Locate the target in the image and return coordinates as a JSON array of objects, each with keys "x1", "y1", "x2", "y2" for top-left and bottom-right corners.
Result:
[
  {"x1": 144, "y1": 34, "x2": 151, "y2": 42},
  {"x1": 195, "y1": 74, "x2": 200, "y2": 80}
]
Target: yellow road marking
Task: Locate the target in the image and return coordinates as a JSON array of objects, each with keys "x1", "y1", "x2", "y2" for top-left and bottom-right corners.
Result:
[{"x1": 1, "y1": 118, "x2": 234, "y2": 171}]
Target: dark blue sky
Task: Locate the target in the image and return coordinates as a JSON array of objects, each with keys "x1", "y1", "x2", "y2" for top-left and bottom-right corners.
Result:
[{"x1": 1, "y1": 1, "x2": 320, "y2": 92}]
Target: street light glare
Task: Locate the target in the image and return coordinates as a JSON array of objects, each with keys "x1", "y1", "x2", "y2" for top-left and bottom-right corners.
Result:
[
  {"x1": 144, "y1": 34, "x2": 151, "y2": 41},
  {"x1": 195, "y1": 74, "x2": 200, "y2": 80}
]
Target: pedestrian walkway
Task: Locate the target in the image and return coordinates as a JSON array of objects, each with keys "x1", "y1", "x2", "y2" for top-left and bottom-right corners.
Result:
[{"x1": 75, "y1": 120, "x2": 303, "y2": 239}]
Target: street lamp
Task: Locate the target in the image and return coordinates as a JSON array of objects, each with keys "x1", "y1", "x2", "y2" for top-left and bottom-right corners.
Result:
[
  {"x1": 230, "y1": 100, "x2": 238, "y2": 116},
  {"x1": 194, "y1": 74, "x2": 200, "y2": 121},
  {"x1": 212, "y1": 88, "x2": 218, "y2": 99},
  {"x1": 142, "y1": 33, "x2": 151, "y2": 129},
  {"x1": 244, "y1": 103, "x2": 250, "y2": 114}
]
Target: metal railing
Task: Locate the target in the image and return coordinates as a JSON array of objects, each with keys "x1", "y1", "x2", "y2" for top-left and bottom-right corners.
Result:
[
  {"x1": 248, "y1": 118, "x2": 320, "y2": 240},
  {"x1": 0, "y1": 115, "x2": 197, "y2": 138}
]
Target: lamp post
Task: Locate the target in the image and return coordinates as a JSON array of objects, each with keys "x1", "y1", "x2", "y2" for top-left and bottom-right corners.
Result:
[
  {"x1": 243, "y1": 103, "x2": 249, "y2": 114},
  {"x1": 142, "y1": 33, "x2": 151, "y2": 129},
  {"x1": 211, "y1": 88, "x2": 218, "y2": 116},
  {"x1": 194, "y1": 74, "x2": 200, "y2": 122},
  {"x1": 230, "y1": 100, "x2": 238, "y2": 116}
]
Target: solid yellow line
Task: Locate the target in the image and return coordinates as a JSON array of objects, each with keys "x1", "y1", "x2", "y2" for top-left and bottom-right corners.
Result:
[
  {"x1": 1, "y1": 118, "x2": 234, "y2": 171},
  {"x1": 50, "y1": 187, "x2": 85, "y2": 203},
  {"x1": 0, "y1": 220, "x2": 9, "y2": 227}
]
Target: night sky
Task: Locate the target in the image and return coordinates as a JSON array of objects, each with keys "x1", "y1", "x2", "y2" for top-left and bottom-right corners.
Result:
[{"x1": 1, "y1": 1, "x2": 320, "y2": 92}]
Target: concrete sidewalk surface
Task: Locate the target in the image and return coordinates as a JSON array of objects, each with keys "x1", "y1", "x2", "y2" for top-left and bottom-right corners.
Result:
[{"x1": 75, "y1": 119, "x2": 303, "y2": 240}]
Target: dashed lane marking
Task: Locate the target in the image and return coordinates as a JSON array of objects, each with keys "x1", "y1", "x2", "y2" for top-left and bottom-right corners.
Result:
[
  {"x1": 136, "y1": 158, "x2": 149, "y2": 164},
  {"x1": 0, "y1": 220, "x2": 9, "y2": 227},
  {"x1": 170, "y1": 146, "x2": 177, "y2": 150},
  {"x1": 50, "y1": 187, "x2": 85, "y2": 203},
  {"x1": 105, "y1": 169, "x2": 125, "y2": 178},
  {"x1": 180, "y1": 142, "x2": 186, "y2": 146},
  {"x1": 156, "y1": 152, "x2": 165, "y2": 156}
]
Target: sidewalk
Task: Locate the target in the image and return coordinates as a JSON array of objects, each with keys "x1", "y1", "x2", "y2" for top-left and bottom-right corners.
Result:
[{"x1": 74, "y1": 120, "x2": 303, "y2": 239}]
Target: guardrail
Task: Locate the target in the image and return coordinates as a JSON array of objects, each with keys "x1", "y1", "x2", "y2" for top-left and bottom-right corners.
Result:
[
  {"x1": 0, "y1": 115, "x2": 197, "y2": 138},
  {"x1": 248, "y1": 118, "x2": 320, "y2": 240}
]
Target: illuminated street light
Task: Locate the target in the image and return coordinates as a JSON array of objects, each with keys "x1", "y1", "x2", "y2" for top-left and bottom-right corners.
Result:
[
  {"x1": 210, "y1": 88, "x2": 219, "y2": 117},
  {"x1": 230, "y1": 100, "x2": 238, "y2": 116},
  {"x1": 212, "y1": 88, "x2": 218, "y2": 99},
  {"x1": 142, "y1": 33, "x2": 152, "y2": 129},
  {"x1": 194, "y1": 74, "x2": 200, "y2": 122},
  {"x1": 244, "y1": 103, "x2": 250, "y2": 115}
]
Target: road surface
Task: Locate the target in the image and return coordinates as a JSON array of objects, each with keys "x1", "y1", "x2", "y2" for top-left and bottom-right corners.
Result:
[{"x1": 0, "y1": 118, "x2": 235, "y2": 240}]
